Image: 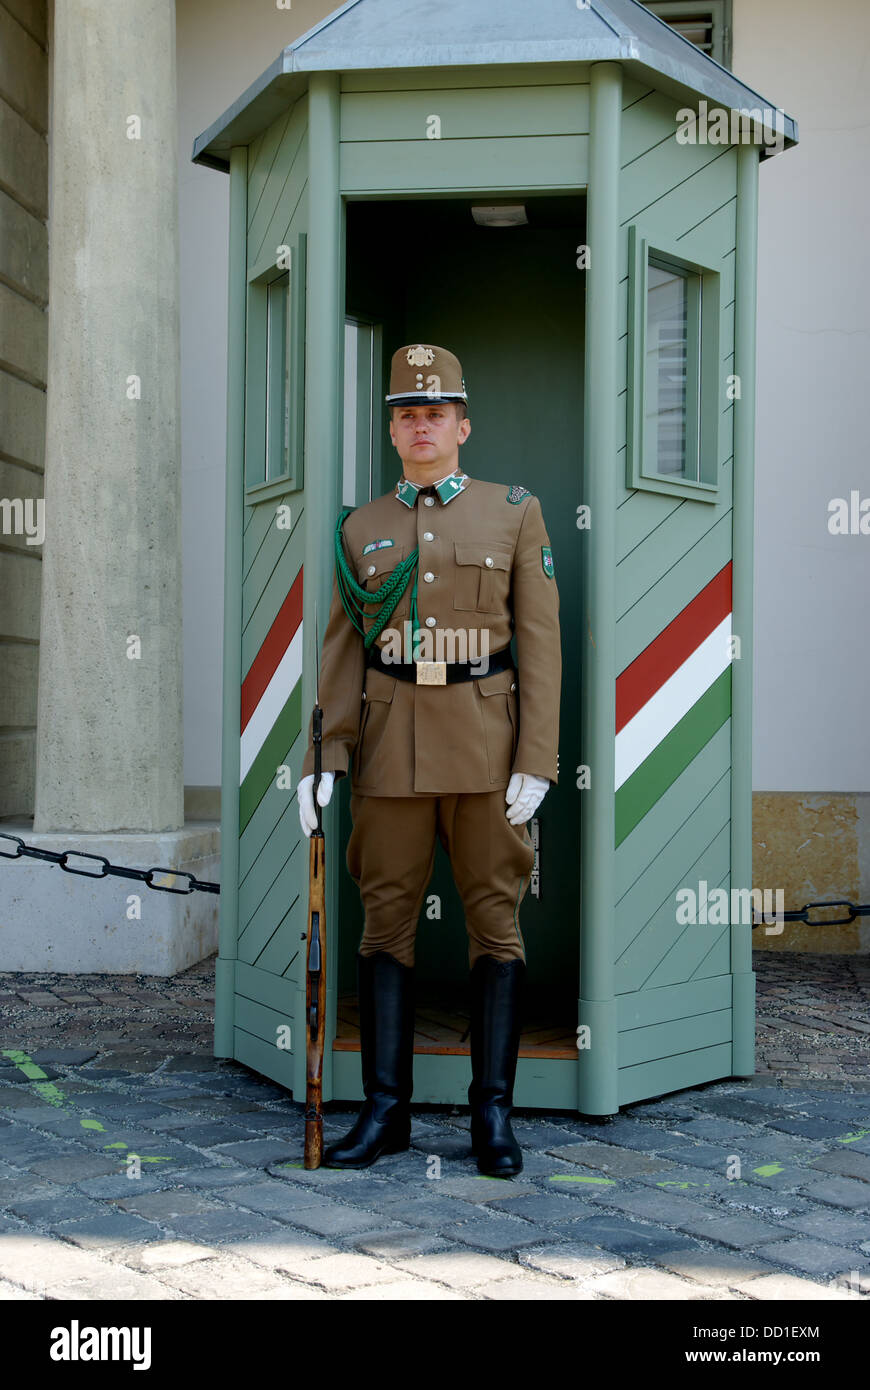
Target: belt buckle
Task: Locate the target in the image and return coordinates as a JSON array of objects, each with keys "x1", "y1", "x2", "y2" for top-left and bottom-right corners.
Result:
[{"x1": 416, "y1": 660, "x2": 447, "y2": 686}]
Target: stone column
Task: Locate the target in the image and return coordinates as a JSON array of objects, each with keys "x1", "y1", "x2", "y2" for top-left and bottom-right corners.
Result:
[
  {"x1": 8, "y1": 0, "x2": 220, "y2": 975},
  {"x1": 36, "y1": 0, "x2": 182, "y2": 833}
]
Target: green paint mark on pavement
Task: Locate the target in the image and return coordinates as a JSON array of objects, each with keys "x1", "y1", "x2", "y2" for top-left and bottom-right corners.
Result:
[
  {"x1": 80, "y1": 1118, "x2": 105, "y2": 1132},
  {"x1": 33, "y1": 1081, "x2": 68, "y2": 1108},
  {"x1": 838, "y1": 1129, "x2": 870, "y2": 1144},
  {"x1": 105, "y1": 1142, "x2": 128, "y2": 1149},
  {"x1": 752, "y1": 1162, "x2": 785, "y2": 1177},
  {"x1": 549, "y1": 1174, "x2": 616, "y2": 1185}
]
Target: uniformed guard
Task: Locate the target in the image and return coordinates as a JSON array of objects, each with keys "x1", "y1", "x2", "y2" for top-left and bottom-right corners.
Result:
[{"x1": 298, "y1": 343, "x2": 561, "y2": 1176}]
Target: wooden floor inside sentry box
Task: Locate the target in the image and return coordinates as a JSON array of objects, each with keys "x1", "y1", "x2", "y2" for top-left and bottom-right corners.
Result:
[{"x1": 333, "y1": 994, "x2": 577, "y2": 1059}]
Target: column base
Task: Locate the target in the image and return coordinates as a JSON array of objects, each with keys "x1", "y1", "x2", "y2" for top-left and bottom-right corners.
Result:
[{"x1": 0, "y1": 822, "x2": 220, "y2": 974}]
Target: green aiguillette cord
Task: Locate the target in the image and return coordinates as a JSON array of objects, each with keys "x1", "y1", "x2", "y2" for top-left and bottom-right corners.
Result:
[{"x1": 334, "y1": 508, "x2": 420, "y2": 650}]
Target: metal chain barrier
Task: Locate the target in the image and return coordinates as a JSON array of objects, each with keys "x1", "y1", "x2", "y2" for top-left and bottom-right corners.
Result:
[
  {"x1": 2, "y1": 831, "x2": 868, "y2": 920},
  {"x1": 0, "y1": 833, "x2": 220, "y2": 895},
  {"x1": 751, "y1": 899, "x2": 870, "y2": 929}
]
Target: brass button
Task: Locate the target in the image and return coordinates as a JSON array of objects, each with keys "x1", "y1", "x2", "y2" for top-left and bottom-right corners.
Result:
[
  {"x1": 510, "y1": 682, "x2": 516, "y2": 693},
  {"x1": 425, "y1": 616, "x2": 436, "y2": 628},
  {"x1": 485, "y1": 556, "x2": 494, "y2": 568},
  {"x1": 423, "y1": 531, "x2": 434, "y2": 541},
  {"x1": 423, "y1": 571, "x2": 434, "y2": 583},
  {"x1": 367, "y1": 564, "x2": 376, "y2": 576},
  {"x1": 423, "y1": 496, "x2": 435, "y2": 507}
]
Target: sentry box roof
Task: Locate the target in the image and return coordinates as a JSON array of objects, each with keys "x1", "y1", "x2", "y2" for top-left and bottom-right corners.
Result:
[{"x1": 192, "y1": 0, "x2": 798, "y2": 171}]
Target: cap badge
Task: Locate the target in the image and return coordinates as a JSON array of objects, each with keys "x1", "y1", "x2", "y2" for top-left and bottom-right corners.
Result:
[{"x1": 407, "y1": 345, "x2": 435, "y2": 368}]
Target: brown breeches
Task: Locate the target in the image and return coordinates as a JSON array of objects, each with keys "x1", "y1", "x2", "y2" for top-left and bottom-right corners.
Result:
[{"x1": 346, "y1": 791, "x2": 535, "y2": 969}]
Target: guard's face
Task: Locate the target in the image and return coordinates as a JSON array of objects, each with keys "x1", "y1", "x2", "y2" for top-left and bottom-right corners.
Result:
[{"x1": 390, "y1": 403, "x2": 471, "y2": 473}]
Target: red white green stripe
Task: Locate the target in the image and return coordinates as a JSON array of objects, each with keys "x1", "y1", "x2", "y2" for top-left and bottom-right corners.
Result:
[
  {"x1": 615, "y1": 563, "x2": 732, "y2": 845},
  {"x1": 239, "y1": 568, "x2": 303, "y2": 832}
]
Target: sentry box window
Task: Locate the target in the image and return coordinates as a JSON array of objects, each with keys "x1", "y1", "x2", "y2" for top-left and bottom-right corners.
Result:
[
  {"x1": 245, "y1": 235, "x2": 306, "y2": 496},
  {"x1": 626, "y1": 223, "x2": 722, "y2": 502}
]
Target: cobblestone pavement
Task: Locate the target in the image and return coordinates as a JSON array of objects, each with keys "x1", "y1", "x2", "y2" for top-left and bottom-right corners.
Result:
[{"x1": 0, "y1": 952, "x2": 867, "y2": 1301}]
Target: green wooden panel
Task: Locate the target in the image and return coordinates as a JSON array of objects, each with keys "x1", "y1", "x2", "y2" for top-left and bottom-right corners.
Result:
[
  {"x1": 254, "y1": 903, "x2": 307, "y2": 979},
  {"x1": 242, "y1": 494, "x2": 303, "y2": 584},
  {"x1": 620, "y1": 143, "x2": 736, "y2": 228},
  {"x1": 618, "y1": 825, "x2": 732, "y2": 991},
  {"x1": 692, "y1": 922, "x2": 732, "y2": 982},
  {"x1": 617, "y1": 972, "x2": 730, "y2": 1028},
  {"x1": 247, "y1": 128, "x2": 266, "y2": 184},
  {"x1": 234, "y1": 1027, "x2": 296, "y2": 1094},
  {"x1": 622, "y1": 78, "x2": 656, "y2": 111},
  {"x1": 617, "y1": 790, "x2": 732, "y2": 993},
  {"x1": 619, "y1": 1009, "x2": 731, "y2": 1068},
  {"x1": 247, "y1": 105, "x2": 294, "y2": 234},
  {"x1": 615, "y1": 721, "x2": 731, "y2": 903},
  {"x1": 238, "y1": 742, "x2": 305, "y2": 884},
  {"x1": 617, "y1": 1042, "x2": 732, "y2": 1106},
  {"x1": 239, "y1": 785, "x2": 301, "y2": 911},
  {"x1": 340, "y1": 64, "x2": 591, "y2": 93},
  {"x1": 340, "y1": 85, "x2": 590, "y2": 142},
  {"x1": 236, "y1": 959, "x2": 298, "y2": 1012},
  {"x1": 331, "y1": 1049, "x2": 577, "y2": 1109},
  {"x1": 241, "y1": 512, "x2": 305, "y2": 673},
  {"x1": 248, "y1": 98, "x2": 308, "y2": 268},
  {"x1": 615, "y1": 475, "x2": 731, "y2": 617},
  {"x1": 615, "y1": 488, "x2": 682, "y2": 565},
  {"x1": 235, "y1": 994, "x2": 294, "y2": 1051},
  {"x1": 621, "y1": 86, "x2": 710, "y2": 164},
  {"x1": 340, "y1": 135, "x2": 589, "y2": 194},
  {"x1": 238, "y1": 760, "x2": 306, "y2": 919},
  {"x1": 255, "y1": 180, "x2": 310, "y2": 286},
  {"x1": 644, "y1": 860, "x2": 732, "y2": 991},
  {"x1": 615, "y1": 509, "x2": 732, "y2": 671},
  {"x1": 238, "y1": 834, "x2": 303, "y2": 950}
]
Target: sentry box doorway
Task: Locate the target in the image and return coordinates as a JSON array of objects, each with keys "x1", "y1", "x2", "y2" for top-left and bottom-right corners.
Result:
[{"x1": 192, "y1": 0, "x2": 797, "y2": 1115}]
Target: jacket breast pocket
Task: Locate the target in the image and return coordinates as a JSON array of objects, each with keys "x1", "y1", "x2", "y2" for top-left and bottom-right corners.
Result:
[
  {"x1": 357, "y1": 544, "x2": 406, "y2": 595},
  {"x1": 453, "y1": 541, "x2": 512, "y2": 613},
  {"x1": 355, "y1": 545, "x2": 407, "y2": 627}
]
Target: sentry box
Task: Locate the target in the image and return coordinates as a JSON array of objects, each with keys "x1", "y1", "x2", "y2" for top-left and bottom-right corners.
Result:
[{"x1": 192, "y1": 0, "x2": 797, "y2": 1115}]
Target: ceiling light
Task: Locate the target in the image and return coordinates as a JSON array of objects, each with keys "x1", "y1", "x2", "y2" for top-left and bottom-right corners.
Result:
[{"x1": 471, "y1": 204, "x2": 528, "y2": 228}]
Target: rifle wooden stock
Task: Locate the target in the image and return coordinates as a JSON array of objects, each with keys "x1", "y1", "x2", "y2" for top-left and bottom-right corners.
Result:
[{"x1": 304, "y1": 826, "x2": 327, "y2": 1167}]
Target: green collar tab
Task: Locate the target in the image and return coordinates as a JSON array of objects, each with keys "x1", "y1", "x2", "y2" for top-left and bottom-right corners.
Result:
[
  {"x1": 507, "y1": 485, "x2": 531, "y2": 504},
  {"x1": 395, "y1": 472, "x2": 469, "y2": 508}
]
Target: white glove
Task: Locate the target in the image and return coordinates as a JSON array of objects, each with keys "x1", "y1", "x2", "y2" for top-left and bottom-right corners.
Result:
[
  {"x1": 505, "y1": 772, "x2": 549, "y2": 825},
  {"x1": 298, "y1": 771, "x2": 335, "y2": 838}
]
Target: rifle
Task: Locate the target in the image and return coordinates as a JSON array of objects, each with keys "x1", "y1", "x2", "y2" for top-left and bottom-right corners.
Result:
[{"x1": 303, "y1": 606, "x2": 327, "y2": 1168}]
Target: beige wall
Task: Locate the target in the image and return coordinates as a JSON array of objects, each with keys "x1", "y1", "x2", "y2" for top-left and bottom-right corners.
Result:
[
  {"x1": 734, "y1": 0, "x2": 870, "y2": 795},
  {"x1": 0, "y1": 0, "x2": 49, "y2": 818},
  {"x1": 177, "y1": 0, "x2": 337, "y2": 796}
]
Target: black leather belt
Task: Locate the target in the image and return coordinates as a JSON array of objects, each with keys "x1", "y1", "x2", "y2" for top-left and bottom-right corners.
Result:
[{"x1": 366, "y1": 643, "x2": 514, "y2": 684}]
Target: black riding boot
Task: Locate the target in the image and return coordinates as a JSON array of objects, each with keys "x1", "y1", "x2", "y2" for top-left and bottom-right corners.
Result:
[
  {"x1": 322, "y1": 950, "x2": 415, "y2": 1169},
  {"x1": 468, "y1": 955, "x2": 525, "y2": 1177}
]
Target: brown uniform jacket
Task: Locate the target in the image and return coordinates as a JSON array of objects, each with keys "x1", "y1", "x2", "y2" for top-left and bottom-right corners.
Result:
[{"x1": 300, "y1": 476, "x2": 561, "y2": 796}]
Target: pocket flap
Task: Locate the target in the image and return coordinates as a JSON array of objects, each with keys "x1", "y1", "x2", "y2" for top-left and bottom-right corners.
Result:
[
  {"x1": 476, "y1": 667, "x2": 517, "y2": 697},
  {"x1": 357, "y1": 544, "x2": 405, "y2": 583},
  {"x1": 454, "y1": 542, "x2": 512, "y2": 571},
  {"x1": 363, "y1": 665, "x2": 398, "y2": 703}
]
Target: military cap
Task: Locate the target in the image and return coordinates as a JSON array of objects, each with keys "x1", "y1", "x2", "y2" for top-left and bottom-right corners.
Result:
[{"x1": 386, "y1": 343, "x2": 468, "y2": 409}]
